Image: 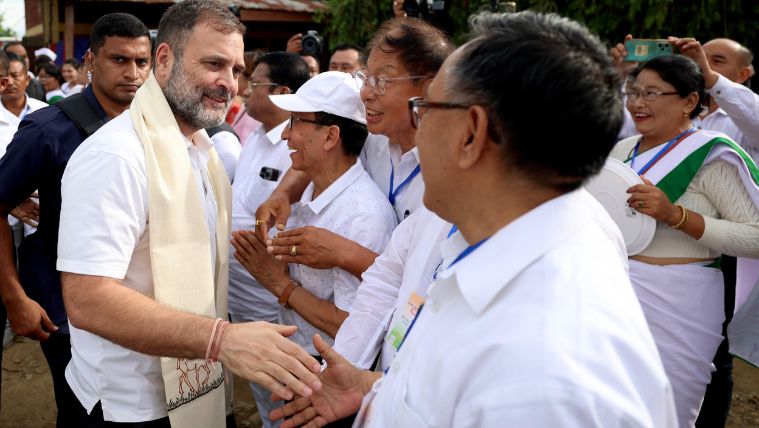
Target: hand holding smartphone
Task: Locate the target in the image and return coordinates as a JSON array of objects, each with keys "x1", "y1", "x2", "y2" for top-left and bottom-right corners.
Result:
[{"x1": 624, "y1": 39, "x2": 674, "y2": 62}]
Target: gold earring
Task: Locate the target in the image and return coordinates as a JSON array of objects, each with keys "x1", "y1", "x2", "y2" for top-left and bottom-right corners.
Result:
[{"x1": 682, "y1": 112, "x2": 688, "y2": 117}]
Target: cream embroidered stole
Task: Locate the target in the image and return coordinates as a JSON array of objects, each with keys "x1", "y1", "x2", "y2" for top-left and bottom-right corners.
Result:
[{"x1": 129, "y1": 72, "x2": 232, "y2": 427}]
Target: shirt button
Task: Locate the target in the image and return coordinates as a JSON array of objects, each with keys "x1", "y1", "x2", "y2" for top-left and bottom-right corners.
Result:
[
  {"x1": 429, "y1": 299, "x2": 441, "y2": 312},
  {"x1": 716, "y1": 90, "x2": 722, "y2": 95},
  {"x1": 392, "y1": 361, "x2": 400, "y2": 373}
]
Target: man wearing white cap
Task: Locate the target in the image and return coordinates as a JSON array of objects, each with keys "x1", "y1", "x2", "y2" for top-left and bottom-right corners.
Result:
[
  {"x1": 34, "y1": 47, "x2": 58, "y2": 63},
  {"x1": 231, "y1": 67, "x2": 396, "y2": 390}
]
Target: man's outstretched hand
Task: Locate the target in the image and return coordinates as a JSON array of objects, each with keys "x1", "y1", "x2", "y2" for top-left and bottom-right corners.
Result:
[
  {"x1": 270, "y1": 334, "x2": 377, "y2": 428},
  {"x1": 218, "y1": 322, "x2": 323, "y2": 401}
]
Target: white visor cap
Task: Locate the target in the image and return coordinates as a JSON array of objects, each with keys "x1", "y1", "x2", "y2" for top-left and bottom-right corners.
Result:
[{"x1": 269, "y1": 71, "x2": 367, "y2": 125}]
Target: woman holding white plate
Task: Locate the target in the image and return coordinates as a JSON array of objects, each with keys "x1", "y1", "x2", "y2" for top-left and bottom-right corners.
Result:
[{"x1": 611, "y1": 55, "x2": 759, "y2": 427}]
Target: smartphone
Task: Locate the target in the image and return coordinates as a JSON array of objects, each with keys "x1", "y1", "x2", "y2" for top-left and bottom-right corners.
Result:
[
  {"x1": 624, "y1": 39, "x2": 674, "y2": 62},
  {"x1": 259, "y1": 167, "x2": 281, "y2": 182}
]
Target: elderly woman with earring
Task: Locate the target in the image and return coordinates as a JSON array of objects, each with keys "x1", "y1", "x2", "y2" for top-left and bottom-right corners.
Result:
[{"x1": 610, "y1": 55, "x2": 759, "y2": 427}]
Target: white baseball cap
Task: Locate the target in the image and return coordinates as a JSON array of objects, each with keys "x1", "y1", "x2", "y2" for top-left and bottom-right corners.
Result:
[
  {"x1": 34, "y1": 47, "x2": 57, "y2": 62},
  {"x1": 269, "y1": 71, "x2": 367, "y2": 125}
]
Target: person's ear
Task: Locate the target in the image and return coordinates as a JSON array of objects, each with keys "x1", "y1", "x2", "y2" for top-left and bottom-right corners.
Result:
[
  {"x1": 153, "y1": 43, "x2": 173, "y2": 81},
  {"x1": 738, "y1": 65, "x2": 754, "y2": 84},
  {"x1": 684, "y1": 92, "x2": 700, "y2": 117},
  {"x1": 457, "y1": 105, "x2": 490, "y2": 170},
  {"x1": 323, "y1": 125, "x2": 341, "y2": 151}
]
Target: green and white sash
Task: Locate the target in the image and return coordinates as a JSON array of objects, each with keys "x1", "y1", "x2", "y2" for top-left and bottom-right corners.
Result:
[{"x1": 626, "y1": 129, "x2": 759, "y2": 366}]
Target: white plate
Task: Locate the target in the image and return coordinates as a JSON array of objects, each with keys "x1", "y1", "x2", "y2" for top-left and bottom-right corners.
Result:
[{"x1": 584, "y1": 158, "x2": 655, "y2": 256}]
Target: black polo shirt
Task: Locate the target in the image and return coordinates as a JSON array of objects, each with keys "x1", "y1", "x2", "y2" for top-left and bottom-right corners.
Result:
[{"x1": 0, "y1": 86, "x2": 107, "y2": 329}]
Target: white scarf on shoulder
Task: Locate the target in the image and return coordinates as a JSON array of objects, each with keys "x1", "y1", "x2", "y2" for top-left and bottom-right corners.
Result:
[{"x1": 129, "y1": 72, "x2": 232, "y2": 427}]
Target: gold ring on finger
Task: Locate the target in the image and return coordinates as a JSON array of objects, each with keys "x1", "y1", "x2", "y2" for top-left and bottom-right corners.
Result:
[{"x1": 290, "y1": 245, "x2": 298, "y2": 257}]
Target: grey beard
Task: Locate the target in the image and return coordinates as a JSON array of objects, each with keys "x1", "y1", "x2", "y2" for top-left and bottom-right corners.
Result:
[{"x1": 164, "y1": 61, "x2": 231, "y2": 130}]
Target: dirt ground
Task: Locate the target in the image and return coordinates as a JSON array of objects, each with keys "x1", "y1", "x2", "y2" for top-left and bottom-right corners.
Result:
[{"x1": 1, "y1": 336, "x2": 757, "y2": 428}]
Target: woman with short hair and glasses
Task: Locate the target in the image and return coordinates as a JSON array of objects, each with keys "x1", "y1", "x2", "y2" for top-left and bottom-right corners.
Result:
[{"x1": 610, "y1": 54, "x2": 759, "y2": 427}]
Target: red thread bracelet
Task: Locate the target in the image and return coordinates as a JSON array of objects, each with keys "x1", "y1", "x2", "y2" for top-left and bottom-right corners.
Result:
[{"x1": 205, "y1": 318, "x2": 223, "y2": 362}]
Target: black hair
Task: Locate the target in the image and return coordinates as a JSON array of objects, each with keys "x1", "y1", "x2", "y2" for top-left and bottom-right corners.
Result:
[
  {"x1": 6, "y1": 52, "x2": 27, "y2": 73},
  {"x1": 38, "y1": 62, "x2": 64, "y2": 86},
  {"x1": 0, "y1": 50, "x2": 9, "y2": 76},
  {"x1": 2, "y1": 41, "x2": 24, "y2": 55},
  {"x1": 256, "y1": 52, "x2": 310, "y2": 93},
  {"x1": 448, "y1": 12, "x2": 622, "y2": 192},
  {"x1": 157, "y1": 0, "x2": 245, "y2": 61},
  {"x1": 332, "y1": 43, "x2": 366, "y2": 66},
  {"x1": 629, "y1": 55, "x2": 705, "y2": 120},
  {"x1": 243, "y1": 50, "x2": 265, "y2": 77},
  {"x1": 64, "y1": 58, "x2": 81, "y2": 69},
  {"x1": 367, "y1": 17, "x2": 454, "y2": 77},
  {"x1": 314, "y1": 112, "x2": 368, "y2": 157},
  {"x1": 300, "y1": 53, "x2": 320, "y2": 70},
  {"x1": 90, "y1": 13, "x2": 150, "y2": 54},
  {"x1": 35, "y1": 55, "x2": 53, "y2": 67}
]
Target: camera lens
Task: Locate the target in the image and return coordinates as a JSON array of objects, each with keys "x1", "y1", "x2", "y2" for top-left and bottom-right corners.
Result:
[{"x1": 301, "y1": 31, "x2": 322, "y2": 56}]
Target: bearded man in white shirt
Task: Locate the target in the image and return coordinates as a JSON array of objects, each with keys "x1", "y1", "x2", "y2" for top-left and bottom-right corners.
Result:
[
  {"x1": 57, "y1": 1, "x2": 321, "y2": 426},
  {"x1": 272, "y1": 11, "x2": 676, "y2": 428}
]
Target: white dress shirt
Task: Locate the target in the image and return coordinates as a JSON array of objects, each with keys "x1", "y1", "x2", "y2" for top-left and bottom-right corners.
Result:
[
  {"x1": 360, "y1": 134, "x2": 423, "y2": 222},
  {"x1": 282, "y1": 160, "x2": 396, "y2": 356},
  {"x1": 334, "y1": 189, "x2": 629, "y2": 371},
  {"x1": 0, "y1": 94, "x2": 48, "y2": 156},
  {"x1": 0, "y1": 94, "x2": 49, "y2": 228},
  {"x1": 693, "y1": 74, "x2": 759, "y2": 163},
  {"x1": 332, "y1": 206, "x2": 449, "y2": 369},
  {"x1": 357, "y1": 190, "x2": 673, "y2": 427},
  {"x1": 209, "y1": 130, "x2": 241, "y2": 182},
  {"x1": 57, "y1": 111, "x2": 219, "y2": 422},
  {"x1": 228, "y1": 121, "x2": 290, "y2": 322}
]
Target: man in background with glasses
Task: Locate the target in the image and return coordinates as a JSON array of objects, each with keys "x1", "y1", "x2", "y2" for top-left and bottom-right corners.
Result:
[{"x1": 227, "y1": 51, "x2": 310, "y2": 428}]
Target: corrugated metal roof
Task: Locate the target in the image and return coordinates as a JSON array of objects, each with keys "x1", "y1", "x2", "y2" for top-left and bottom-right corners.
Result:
[
  {"x1": 232, "y1": 0, "x2": 325, "y2": 13},
  {"x1": 75, "y1": 0, "x2": 325, "y2": 12}
]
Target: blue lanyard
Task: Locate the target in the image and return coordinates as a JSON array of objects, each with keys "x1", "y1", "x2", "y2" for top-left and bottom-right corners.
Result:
[
  {"x1": 388, "y1": 161, "x2": 421, "y2": 206},
  {"x1": 448, "y1": 237, "x2": 489, "y2": 268},
  {"x1": 432, "y1": 225, "x2": 487, "y2": 279},
  {"x1": 629, "y1": 128, "x2": 695, "y2": 174},
  {"x1": 386, "y1": 226, "x2": 487, "y2": 374},
  {"x1": 383, "y1": 302, "x2": 426, "y2": 374}
]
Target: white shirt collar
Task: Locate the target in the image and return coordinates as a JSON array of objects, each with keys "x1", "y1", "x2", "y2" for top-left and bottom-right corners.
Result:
[
  {"x1": 0, "y1": 94, "x2": 32, "y2": 121},
  {"x1": 299, "y1": 159, "x2": 364, "y2": 215},
  {"x1": 388, "y1": 142, "x2": 420, "y2": 164},
  {"x1": 191, "y1": 129, "x2": 214, "y2": 152},
  {"x1": 265, "y1": 120, "x2": 289, "y2": 145},
  {"x1": 434, "y1": 189, "x2": 589, "y2": 314}
]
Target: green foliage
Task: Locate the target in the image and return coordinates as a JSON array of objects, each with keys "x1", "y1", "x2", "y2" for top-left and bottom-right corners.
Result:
[
  {"x1": 447, "y1": 0, "x2": 759, "y2": 50},
  {"x1": 320, "y1": 0, "x2": 759, "y2": 57},
  {"x1": 315, "y1": 0, "x2": 394, "y2": 51},
  {"x1": 0, "y1": 13, "x2": 16, "y2": 38}
]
